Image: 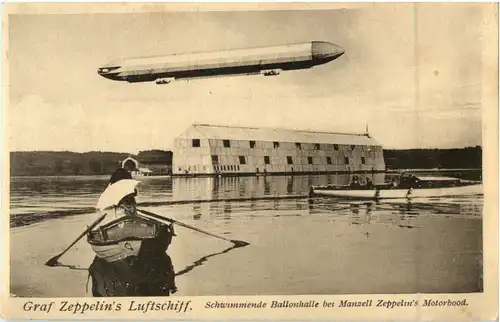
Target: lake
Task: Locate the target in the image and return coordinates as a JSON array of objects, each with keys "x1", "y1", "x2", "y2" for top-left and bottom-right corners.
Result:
[{"x1": 9, "y1": 172, "x2": 483, "y2": 297}]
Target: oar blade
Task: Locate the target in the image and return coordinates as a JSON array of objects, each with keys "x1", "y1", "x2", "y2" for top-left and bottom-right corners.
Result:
[
  {"x1": 44, "y1": 213, "x2": 107, "y2": 268},
  {"x1": 231, "y1": 240, "x2": 250, "y2": 248},
  {"x1": 45, "y1": 256, "x2": 61, "y2": 267}
]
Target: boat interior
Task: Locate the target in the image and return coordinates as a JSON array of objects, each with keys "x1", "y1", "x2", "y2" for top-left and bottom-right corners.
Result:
[{"x1": 87, "y1": 215, "x2": 162, "y2": 245}]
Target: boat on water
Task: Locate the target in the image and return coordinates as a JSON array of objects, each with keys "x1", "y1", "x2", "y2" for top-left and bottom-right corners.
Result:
[
  {"x1": 87, "y1": 173, "x2": 177, "y2": 296},
  {"x1": 88, "y1": 175, "x2": 175, "y2": 263},
  {"x1": 87, "y1": 213, "x2": 174, "y2": 263},
  {"x1": 310, "y1": 172, "x2": 483, "y2": 200},
  {"x1": 130, "y1": 168, "x2": 153, "y2": 179},
  {"x1": 87, "y1": 211, "x2": 177, "y2": 296}
]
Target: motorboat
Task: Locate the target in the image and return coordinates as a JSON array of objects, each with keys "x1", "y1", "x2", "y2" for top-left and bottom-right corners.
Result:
[{"x1": 309, "y1": 172, "x2": 483, "y2": 200}]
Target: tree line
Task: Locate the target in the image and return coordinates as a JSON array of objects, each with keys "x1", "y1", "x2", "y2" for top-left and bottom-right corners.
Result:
[
  {"x1": 10, "y1": 147, "x2": 481, "y2": 176},
  {"x1": 383, "y1": 146, "x2": 482, "y2": 169},
  {"x1": 10, "y1": 150, "x2": 173, "y2": 176}
]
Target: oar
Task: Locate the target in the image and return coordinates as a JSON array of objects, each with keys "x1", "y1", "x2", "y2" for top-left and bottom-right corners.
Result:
[
  {"x1": 137, "y1": 208, "x2": 250, "y2": 248},
  {"x1": 45, "y1": 213, "x2": 107, "y2": 267}
]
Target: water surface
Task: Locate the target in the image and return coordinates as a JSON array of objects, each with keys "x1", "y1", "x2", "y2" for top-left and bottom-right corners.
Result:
[{"x1": 10, "y1": 173, "x2": 483, "y2": 296}]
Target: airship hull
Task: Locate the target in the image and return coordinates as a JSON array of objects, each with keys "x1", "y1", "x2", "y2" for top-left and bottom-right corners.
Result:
[
  {"x1": 98, "y1": 41, "x2": 345, "y2": 84},
  {"x1": 122, "y1": 59, "x2": 322, "y2": 83}
]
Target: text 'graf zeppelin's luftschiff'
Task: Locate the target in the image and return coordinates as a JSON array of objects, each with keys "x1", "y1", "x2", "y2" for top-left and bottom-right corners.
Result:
[{"x1": 97, "y1": 41, "x2": 345, "y2": 84}]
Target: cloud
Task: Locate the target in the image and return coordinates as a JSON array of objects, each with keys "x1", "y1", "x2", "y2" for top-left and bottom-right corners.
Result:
[
  {"x1": 8, "y1": 5, "x2": 486, "y2": 151},
  {"x1": 9, "y1": 95, "x2": 88, "y2": 151},
  {"x1": 9, "y1": 95, "x2": 131, "y2": 152}
]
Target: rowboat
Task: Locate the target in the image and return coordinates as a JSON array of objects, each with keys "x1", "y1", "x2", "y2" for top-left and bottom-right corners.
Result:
[
  {"x1": 89, "y1": 178, "x2": 175, "y2": 263},
  {"x1": 87, "y1": 213, "x2": 174, "y2": 263},
  {"x1": 86, "y1": 212, "x2": 177, "y2": 296},
  {"x1": 310, "y1": 173, "x2": 483, "y2": 200}
]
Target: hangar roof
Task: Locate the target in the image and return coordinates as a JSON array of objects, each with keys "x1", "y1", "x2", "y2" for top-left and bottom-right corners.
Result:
[{"x1": 178, "y1": 124, "x2": 382, "y2": 146}]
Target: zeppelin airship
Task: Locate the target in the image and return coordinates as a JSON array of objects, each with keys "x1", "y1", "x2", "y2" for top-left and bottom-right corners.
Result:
[{"x1": 97, "y1": 41, "x2": 345, "y2": 85}]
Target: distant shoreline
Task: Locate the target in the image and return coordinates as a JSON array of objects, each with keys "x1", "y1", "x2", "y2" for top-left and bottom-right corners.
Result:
[
  {"x1": 9, "y1": 147, "x2": 482, "y2": 177},
  {"x1": 8, "y1": 169, "x2": 483, "y2": 179}
]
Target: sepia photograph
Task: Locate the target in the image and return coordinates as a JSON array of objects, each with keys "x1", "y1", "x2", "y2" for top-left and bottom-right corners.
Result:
[{"x1": 1, "y1": 2, "x2": 498, "y2": 320}]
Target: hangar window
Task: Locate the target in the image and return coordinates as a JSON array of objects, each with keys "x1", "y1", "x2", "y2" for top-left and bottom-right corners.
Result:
[
  {"x1": 295, "y1": 143, "x2": 301, "y2": 150},
  {"x1": 287, "y1": 156, "x2": 293, "y2": 165},
  {"x1": 345, "y1": 157, "x2": 349, "y2": 164},
  {"x1": 264, "y1": 156, "x2": 270, "y2": 164},
  {"x1": 334, "y1": 144, "x2": 339, "y2": 151},
  {"x1": 192, "y1": 139, "x2": 200, "y2": 147},
  {"x1": 326, "y1": 157, "x2": 332, "y2": 164},
  {"x1": 308, "y1": 157, "x2": 313, "y2": 165},
  {"x1": 249, "y1": 141, "x2": 256, "y2": 148},
  {"x1": 211, "y1": 155, "x2": 219, "y2": 164},
  {"x1": 315, "y1": 144, "x2": 321, "y2": 150},
  {"x1": 239, "y1": 156, "x2": 246, "y2": 165},
  {"x1": 361, "y1": 157, "x2": 366, "y2": 165},
  {"x1": 273, "y1": 142, "x2": 280, "y2": 149},
  {"x1": 223, "y1": 140, "x2": 231, "y2": 148}
]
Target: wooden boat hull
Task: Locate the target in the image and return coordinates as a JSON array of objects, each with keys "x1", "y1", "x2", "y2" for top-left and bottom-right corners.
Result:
[
  {"x1": 311, "y1": 183, "x2": 483, "y2": 200},
  {"x1": 87, "y1": 214, "x2": 174, "y2": 264},
  {"x1": 89, "y1": 240, "x2": 142, "y2": 263}
]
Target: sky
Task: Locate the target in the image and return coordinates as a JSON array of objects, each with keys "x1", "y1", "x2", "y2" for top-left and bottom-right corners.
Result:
[{"x1": 7, "y1": 3, "x2": 487, "y2": 153}]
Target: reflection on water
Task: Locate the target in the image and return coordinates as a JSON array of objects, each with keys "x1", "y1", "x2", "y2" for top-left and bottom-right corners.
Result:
[
  {"x1": 11, "y1": 174, "x2": 388, "y2": 217},
  {"x1": 307, "y1": 197, "x2": 482, "y2": 224},
  {"x1": 175, "y1": 244, "x2": 240, "y2": 277},
  {"x1": 10, "y1": 172, "x2": 483, "y2": 295},
  {"x1": 10, "y1": 173, "x2": 484, "y2": 230},
  {"x1": 171, "y1": 173, "x2": 388, "y2": 201}
]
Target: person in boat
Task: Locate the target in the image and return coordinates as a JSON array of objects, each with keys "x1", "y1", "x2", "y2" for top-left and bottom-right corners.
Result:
[
  {"x1": 373, "y1": 177, "x2": 398, "y2": 190},
  {"x1": 397, "y1": 172, "x2": 418, "y2": 189},
  {"x1": 108, "y1": 167, "x2": 138, "y2": 216},
  {"x1": 365, "y1": 177, "x2": 374, "y2": 189},
  {"x1": 88, "y1": 168, "x2": 178, "y2": 297},
  {"x1": 109, "y1": 167, "x2": 134, "y2": 186},
  {"x1": 350, "y1": 175, "x2": 362, "y2": 189}
]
